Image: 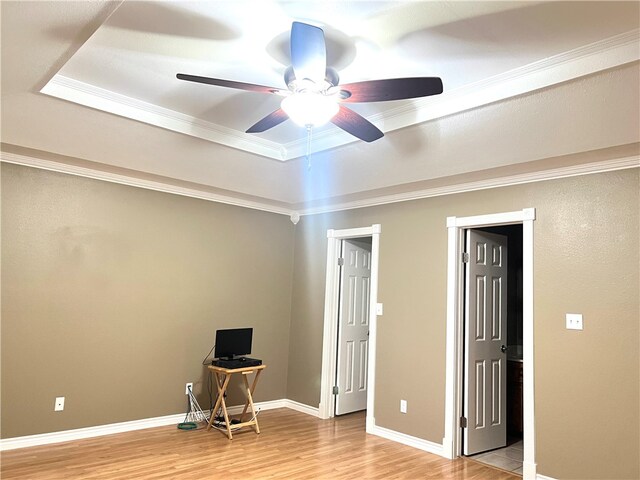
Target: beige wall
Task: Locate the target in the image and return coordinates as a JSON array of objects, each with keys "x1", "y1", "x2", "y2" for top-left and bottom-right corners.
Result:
[
  {"x1": 287, "y1": 169, "x2": 639, "y2": 480},
  {"x1": 2, "y1": 162, "x2": 638, "y2": 479},
  {"x1": 1, "y1": 163, "x2": 295, "y2": 437}
]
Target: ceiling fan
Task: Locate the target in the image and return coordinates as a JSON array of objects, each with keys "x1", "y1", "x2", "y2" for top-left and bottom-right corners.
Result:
[{"x1": 177, "y1": 21, "x2": 443, "y2": 143}]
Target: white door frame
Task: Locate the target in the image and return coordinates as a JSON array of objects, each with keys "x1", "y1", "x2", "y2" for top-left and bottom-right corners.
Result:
[
  {"x1": 319, "y1": 224, "x2": 381, "y2": 434},
  {"x1": 443, "y1": 209, "x2": 537, "y2": 480}
]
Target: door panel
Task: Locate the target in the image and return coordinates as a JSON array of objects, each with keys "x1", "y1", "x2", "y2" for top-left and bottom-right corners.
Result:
[
  {"x1": 335, "y1": 239, "x2": 371, "y2": 415},
  {"x1": 464, "y1": 229, "x2": 508, "y2": 455}
]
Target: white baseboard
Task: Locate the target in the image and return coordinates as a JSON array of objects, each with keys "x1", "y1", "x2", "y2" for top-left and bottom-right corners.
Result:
[
  {"x1": 0, "y1": 413, "x2": 185, "y2": 451},
  {"x1": 368, "y1": 423, "x2": 444, "y2": 457},
  {"x1": 2, "y1": 400, "x2": 436, "y2": 459},
  {"x1": 223, "y1": 398, "x2": 288, "y2": 416},
  {"x1": 0, "y1": 398, "x2": 298, "y2": 451},
  {"x1": 1, "y1": 400, "x2": 558, "y2": 479},
  {"x1": 223, "y1": 399, "x2": 318, "y2": 417},
  {"x1": 282, "y1": 399, "x2": 320, "y2": 417}
]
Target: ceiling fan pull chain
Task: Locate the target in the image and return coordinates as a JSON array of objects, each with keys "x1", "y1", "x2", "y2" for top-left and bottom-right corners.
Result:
[{"x1": 306, "y1": 125, "x2": 312, "y2": 170}]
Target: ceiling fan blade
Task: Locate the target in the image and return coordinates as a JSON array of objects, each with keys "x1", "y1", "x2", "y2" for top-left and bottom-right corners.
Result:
[
  {"x1": 246, "y1": 108, "x2": 289, "y2": 133},
  {"x1": 290, "y1": 22, "x2": 327, "y2": 83},
  {"x1": 339, "y1": 77, "x2": 443, "y2": 103},
  {"x1": 176, "y1": 73, "x2": 287, "y2": 95},
  {"x1": 330, "y1": 105, "x2": 383, "y2": 143}
]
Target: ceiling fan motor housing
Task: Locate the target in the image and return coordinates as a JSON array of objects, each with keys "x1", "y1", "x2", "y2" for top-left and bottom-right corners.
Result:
[{"x1": 284, "y1": 66, "x2": 340, "y2": 93}]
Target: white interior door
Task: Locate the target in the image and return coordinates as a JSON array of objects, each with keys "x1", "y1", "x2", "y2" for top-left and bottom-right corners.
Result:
[
  {"x1": 463, "y1": 229, "x2": 508, "y2": 455},
  {"x1": 335, "y1": 239, "x2": 371, "y2": 415}
]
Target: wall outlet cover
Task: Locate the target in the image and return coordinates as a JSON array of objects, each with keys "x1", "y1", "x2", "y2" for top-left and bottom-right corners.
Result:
[{"x1": 566, "y1": 313, "x2": 583, "y2": 330}]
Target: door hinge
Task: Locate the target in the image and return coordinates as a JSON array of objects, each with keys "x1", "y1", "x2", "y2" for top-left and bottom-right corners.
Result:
[
  {"x1": 338, "y1": 257, "x2": 344, "y2": 266},
  {"x1": 462, "y1": 252, "x2": 470, "y2": 263},
  {"x1": 460, "y1": 416, "x2": 467, "y2": 428},
  {"x1": 332, "y1": 386, "x2": 339, "y2": 395}
]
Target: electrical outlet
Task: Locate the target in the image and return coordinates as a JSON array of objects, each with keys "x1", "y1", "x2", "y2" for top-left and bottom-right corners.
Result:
[
  {"x1": 400, "y1": 399, "x2": 407, "y2": 414},
  {"x1": 54, "y1": 396, "x2": 65, "y2": 411},
  {"x1": 185, "y1": 382, "x2": 193, "y2": 395},
  {"x1": 566, "y1": 313, "x2": 583, "y2": 330}
]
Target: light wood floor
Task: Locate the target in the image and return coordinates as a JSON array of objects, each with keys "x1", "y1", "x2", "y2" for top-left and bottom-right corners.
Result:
[{"x1": 1, "y1": 409, "x2": 520, "y2": 479}]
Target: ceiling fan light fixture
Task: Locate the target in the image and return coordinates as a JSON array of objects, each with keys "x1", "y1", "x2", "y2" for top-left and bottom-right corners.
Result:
[
  {"x1": 281, "y1": 92, "x2": 338, "y2": 128},
  {"x1": 177, "y1": 22, "x2": 443, "y2": 142}
]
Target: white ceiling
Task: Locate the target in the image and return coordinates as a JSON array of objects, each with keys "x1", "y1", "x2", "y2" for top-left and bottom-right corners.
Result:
[{"x1": 1, "y1": 1, "x2": 639, "y2": 214}]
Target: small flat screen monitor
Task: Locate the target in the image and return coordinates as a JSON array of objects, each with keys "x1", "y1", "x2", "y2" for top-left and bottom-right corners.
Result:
[{"x1": 214, "y1": 328, "x2": 253, "y2": 360}]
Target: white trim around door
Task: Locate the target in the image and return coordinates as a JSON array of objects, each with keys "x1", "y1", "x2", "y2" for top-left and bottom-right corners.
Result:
[
  {"x1": 443, "y1": 208, "x2": 537, "y2": 480},
  {"x1": 319, "y1": 224, "x2": 381, "y2": 435}
]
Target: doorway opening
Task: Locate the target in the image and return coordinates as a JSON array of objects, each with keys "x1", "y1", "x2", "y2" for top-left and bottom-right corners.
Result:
[
  {"x1": 319, "y1": 225, "x2": 381, "y2": 435},
  {"x1": 334, "y1": 237, "x2": 372, "y2": 416},
  {"x1": 463, "y1": 225, "x2": 524, "y2": 475},
  {"x1": 444, "y1": 209, "x2": 536, "y2": 480}
]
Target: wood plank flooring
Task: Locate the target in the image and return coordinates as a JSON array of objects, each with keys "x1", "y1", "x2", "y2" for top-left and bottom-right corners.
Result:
[{"x1": 1, "y1": 409, "x2": 520, "y2": 479}]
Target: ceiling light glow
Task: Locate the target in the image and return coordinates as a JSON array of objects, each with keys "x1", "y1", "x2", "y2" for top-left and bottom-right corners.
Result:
[{"x1": 281, "y1": 92, "x2": 338, "y2": 128}]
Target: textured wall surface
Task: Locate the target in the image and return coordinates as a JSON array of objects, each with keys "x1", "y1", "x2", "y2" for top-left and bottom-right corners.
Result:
[
  {"x1": 287, "y1": 169, "x2": 639, "y2": 480},
  {"x1": 2, "y1": 163, "x2": 638, "y2": 479},
  {"x1": 1, "y1": 163, "x2": 295, "y2": 437}
]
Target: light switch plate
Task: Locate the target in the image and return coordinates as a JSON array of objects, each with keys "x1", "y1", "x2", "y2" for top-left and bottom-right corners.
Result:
[
  {"x1": 376, "y1": 303, "x2": 383, "y2": 315},
  {"x1": 566, "y1": 313, "x2": 583, "y2": 330}
]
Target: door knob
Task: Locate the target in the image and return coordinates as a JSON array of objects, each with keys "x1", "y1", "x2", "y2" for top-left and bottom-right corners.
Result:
[{"x1": 501, "y1": 345, "x2": 507, "y2": 353}]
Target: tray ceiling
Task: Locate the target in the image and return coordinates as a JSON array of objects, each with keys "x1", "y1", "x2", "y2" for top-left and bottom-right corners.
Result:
[
  {"x1": 41, "y1": 1, "x2": 640, "y2": 161},
  {"x1": 2, "y1": 1, "x2": 638, "y2": 212}
]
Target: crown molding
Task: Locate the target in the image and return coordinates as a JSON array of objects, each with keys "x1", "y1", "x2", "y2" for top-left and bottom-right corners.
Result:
[
  {"x1": 40, "y1": 30, "x2": 640, "y2": 161},
  {"x1": 373, "y1": 29, "x2": 640, "y2": 136},
  {"x1": 0, "y1": 151, "x2": 295, "y2": 216},
  {"x1": 296, "y1": 155, "x2": 640, "y2": 216},
  {"x1": 3, "y1": 150, "x2": 637, "y2": 221},
  {"x1": 40, "y1": 76, "x2": 288, "y2": 161}
]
